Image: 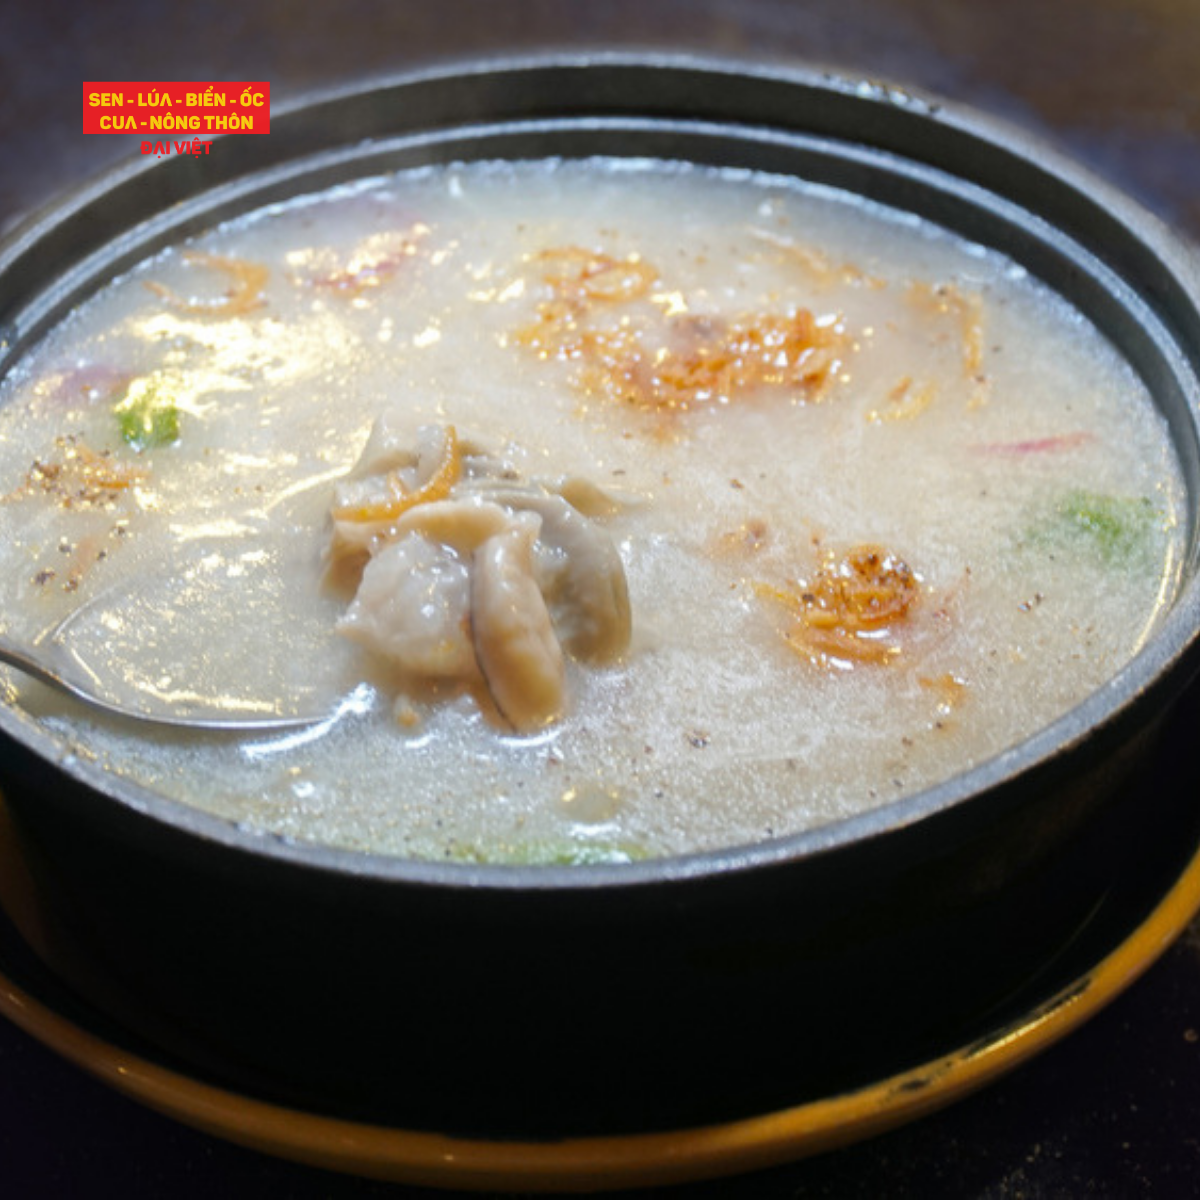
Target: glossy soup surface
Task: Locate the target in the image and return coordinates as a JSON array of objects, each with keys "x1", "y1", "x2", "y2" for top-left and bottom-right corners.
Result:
[{"x1": 0, "y1": 159, "x2": 1184, "y2": 863}]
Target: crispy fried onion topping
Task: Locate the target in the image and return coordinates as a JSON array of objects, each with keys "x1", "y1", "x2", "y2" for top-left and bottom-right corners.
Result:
[
  {"x1": 756, "y1": 544, "x2": 922, "y2": 669},
  {"x1": 144, "y1": 251, "x2": 268, "y2": 318},
  {"x1": 514, "y1": 246, "x2": 846, "y2": 419}
]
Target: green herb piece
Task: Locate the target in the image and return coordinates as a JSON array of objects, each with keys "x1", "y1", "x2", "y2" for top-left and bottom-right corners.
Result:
[
  {"x1": 446, "y1": 838, "x2": 647, "y2": 867},
  {"x1": 1031, "y1": 489, "x2": 1161, "y2": 565},
  {"x1": 115, "y1": 377, "x2": 180, "y2": 450}
]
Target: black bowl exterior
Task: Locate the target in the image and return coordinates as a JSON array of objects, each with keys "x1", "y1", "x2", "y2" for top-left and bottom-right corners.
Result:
[
  {"x1": 1, "y1": 57, "x2": 1200, "y2": 1138},
  {"x1": 0, "y1": 715, "x2": 1172, "y2": 1137}
]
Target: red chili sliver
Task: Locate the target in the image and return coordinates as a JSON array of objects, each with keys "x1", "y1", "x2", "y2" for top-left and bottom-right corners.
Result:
[{"x1": 969, "y1": 431, "x2": 1096, "y2": 456}]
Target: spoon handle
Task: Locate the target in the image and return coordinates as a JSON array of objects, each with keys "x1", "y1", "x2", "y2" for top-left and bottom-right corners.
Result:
[{"x1": 0, "y1": 635, "x2": 88, "y2": 701}]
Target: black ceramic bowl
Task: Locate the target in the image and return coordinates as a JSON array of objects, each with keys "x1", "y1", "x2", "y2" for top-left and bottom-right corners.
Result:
[{"x1": 1, "y1": 55, "x2": 1200, "y2": 1158}]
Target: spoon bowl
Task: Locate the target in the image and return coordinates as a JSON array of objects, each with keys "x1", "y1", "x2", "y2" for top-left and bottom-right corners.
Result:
[
  {"x1": 0, "y1": 546, "x2": 350, "y2": 730},
  {"x1": 0, "y1": 632, "x2": 336, "y2": 730}
]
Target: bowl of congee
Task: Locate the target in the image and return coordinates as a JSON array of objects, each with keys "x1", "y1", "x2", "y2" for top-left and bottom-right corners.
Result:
[{"x1": 1, "y1": 56, "x2": 1199, "y2": 1186}]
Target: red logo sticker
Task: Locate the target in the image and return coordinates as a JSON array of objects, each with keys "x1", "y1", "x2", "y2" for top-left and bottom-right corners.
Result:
[{"x1": 83, "y1": 82, "x2": 270, "y2": 143}]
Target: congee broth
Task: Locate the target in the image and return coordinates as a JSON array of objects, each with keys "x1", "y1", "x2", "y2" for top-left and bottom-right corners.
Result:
[{"x1": 0, "y1": 158, "x2": 1184, "y2": 863}]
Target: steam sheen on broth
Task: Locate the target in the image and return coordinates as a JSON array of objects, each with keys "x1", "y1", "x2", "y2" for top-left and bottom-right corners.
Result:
[{"x1": 0, "y1": 159, "x2": 1184, "y2": 863}]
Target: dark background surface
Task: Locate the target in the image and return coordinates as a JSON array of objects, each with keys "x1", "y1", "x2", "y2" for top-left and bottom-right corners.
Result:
[{"x1": 2, "y1": 1, "x2": 1200, "y2": 1196}]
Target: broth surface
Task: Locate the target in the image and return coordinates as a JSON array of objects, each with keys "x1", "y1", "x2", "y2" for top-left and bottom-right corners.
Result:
[{"x1": 0, "y1": 159, "x2": 1184, "y2": 862}]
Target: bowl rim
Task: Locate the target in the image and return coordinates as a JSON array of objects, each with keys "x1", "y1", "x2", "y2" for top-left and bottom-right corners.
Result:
[{"x1": 2, "y1": 50, "x2": 1199, "y2": 893}]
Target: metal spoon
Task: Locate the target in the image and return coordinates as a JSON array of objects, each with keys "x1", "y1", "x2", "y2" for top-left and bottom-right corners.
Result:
[
  {"x1": 0, "y1": 631, "x2": 334, "y2": 730},
  {"x1": 0, "y1": 550, "x2": 354, "y2": 732}
]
